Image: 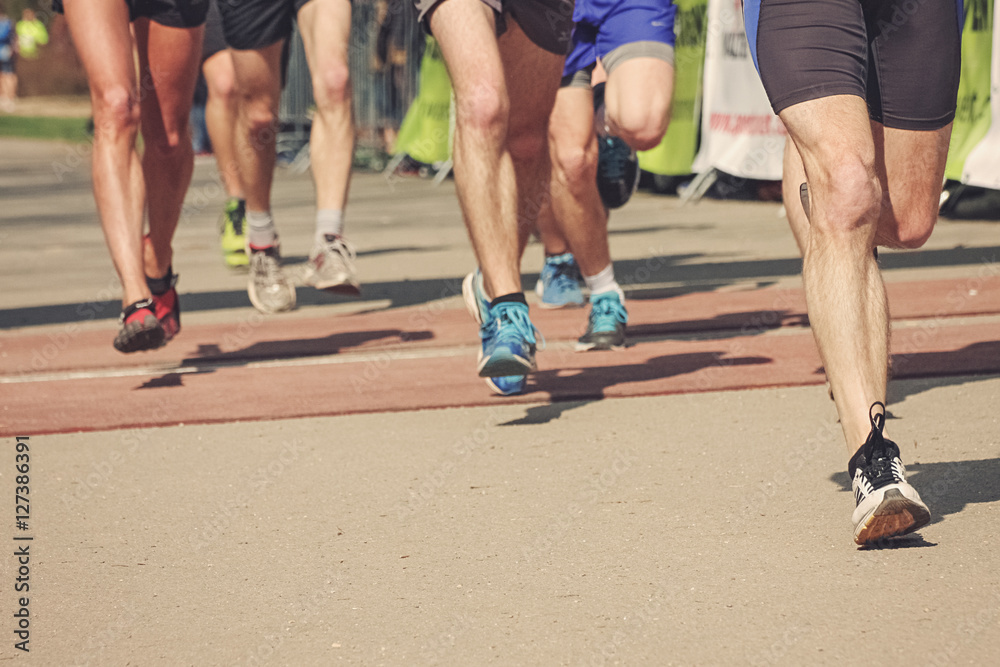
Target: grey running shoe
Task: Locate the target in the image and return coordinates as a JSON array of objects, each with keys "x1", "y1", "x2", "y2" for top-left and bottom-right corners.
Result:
[
  {"x1": 302, "y1": 234, "x2": 361, "y2": 295},
  {"x1": 248, "y1": 245, "x2": 296, "y2": 313}
]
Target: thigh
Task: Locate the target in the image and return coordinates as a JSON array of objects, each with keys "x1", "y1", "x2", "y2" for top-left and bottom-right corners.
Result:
[
  {"x1": 604, "y1": 49, "x2": 674, "y2": 110},
  {"x1": 863, "y1": 0, "x2": 962, "y2": 130},
  {"x1": 229, "y1": 41, "x2": 285, "y2": 106},
  {"x1": 549, "y1": 85, "x2": 595, "y2": 157},
  {"x1": 297, "y1": 0, "x2": 352, "y2": 83},
  {"x1": 746, "y1": 0, "x2": 868, "y2": 115},
  {"x1": 501, "y1": 19, "x2": 564, "y2": 140},
  {"x1": 507, "y1": 0, "x2": 575, "y2": 55},
  {"x1": 134, "y1": 19, "x2": 204, "y2": 138},
  {"x1": 62, "y1": 0, "x2": 137, "y2": 102},
  {"x1": 872, "y1": 121, "x2": 952, "y2": 246},
  {"x1": 428, "y1": 0, "x2": 504, "y2": 103}
]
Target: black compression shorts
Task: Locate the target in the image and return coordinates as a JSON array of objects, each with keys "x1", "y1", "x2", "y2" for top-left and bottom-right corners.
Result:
[
  {"x1": 217, "y1": 0, "x2": 326, "y2": 51},
  {"x1": 744, "y1": 0, "x2": 963, "y2": 130},
  {"x1": 202, "y1": 0, "x2": 227, "y2": 61},
  {"x1": 53, "y1": 0, "x2": 209, "y2": 27}
]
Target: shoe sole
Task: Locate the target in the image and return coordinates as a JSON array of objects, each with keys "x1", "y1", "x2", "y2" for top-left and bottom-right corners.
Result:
[
  {"x1": 576, "y1": 339, "x2": 626, "y2": 352},
  {"x1": 534, "y1": 279, "x2": 585, "y2": 309},
  {"x1": 854, "y1": 488, "x2": 931, "y2": 545},
  {"x1": 224, "y1": 251, "x2": 249, "y2": 268},
  {"x1": 114, "y1": 320, "x2": 166, "y2": 353},
  {"x1": 485, "y1": 376, "x2": 526, "y2": 396},
  {"x1": 477, "y1": 352, "x2": 535, "y2": 378},
  {"x1": 247, "y1": 284, "x2": 296, "y2": 314},
  {"x1": 308, "y1": 279, "x2": 361, "y2": 296},
  {"x1": 462, "y1": 272, "x2": 487, "y2": 325}
]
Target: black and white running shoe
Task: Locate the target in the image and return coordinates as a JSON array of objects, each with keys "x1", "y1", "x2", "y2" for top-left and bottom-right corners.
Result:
[{"x1": 849, "y1": 402, "x2": 930, "y2": 545}]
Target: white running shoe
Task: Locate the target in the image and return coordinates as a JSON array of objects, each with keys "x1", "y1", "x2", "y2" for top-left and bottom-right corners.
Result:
[
  {"x1": 302, "y1": 234, "x2": 361, "y2": 295},
  {"x1": 248, "y1": 245, "x2": 296, "y2": 313},
  {"x1": 850, "y1": 402, "x2": 931, "y2": 545}
]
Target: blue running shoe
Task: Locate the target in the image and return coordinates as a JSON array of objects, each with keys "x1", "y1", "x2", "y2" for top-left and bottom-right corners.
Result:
[
  {"x1": 486, "y1": 374, "x2": 527, "y2": 396},
  {"x1": 577, "y1": 291, "x2": 628, "y2": 351},
  {"x1": 462, "y1": 269, "x2": 491, "y2": 325},
  {"x1": 534, "y1": 253, "x2": 585, "y2": 309},
  {"x1": 478, "y1": 301, "x2": 539, "y2": 377},
  {"x1": 465, "y1": 270, "x2": 528, "y2": 393}
]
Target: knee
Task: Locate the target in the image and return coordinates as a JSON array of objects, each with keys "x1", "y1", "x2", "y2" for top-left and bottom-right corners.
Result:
[
  {"x1": 241, "y1": 96, "x2": 278, "y2": 141},
  {"x1": 610, "y1": 100, "x2": 669, "y2": 151},
  {"x1": 208, "y1": 70, "x2": 238, "y2": 108},
  {"x1": 311, "y1": 61, "x2": 351, "y2": 109},
  {"x1": 455, "y1": 83, "x2": 507, "y2": 140},
  {"x1": 810, "y1": 156, "x2": 881, "y2": 235},
  {"x1": 552, "y1": 141, "x2": 596, "y2": 191},
  {"x1": 92, "y1": 85, "x2": 140, "y2": 138}
]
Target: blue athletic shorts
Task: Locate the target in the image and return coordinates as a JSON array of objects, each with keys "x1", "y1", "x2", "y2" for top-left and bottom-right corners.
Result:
[
  {"x1": 744, "y1": 0, "x2": 963, "y2": 130},
  {"x1": 564, "y1": 0, "x2": 677, "y2": 78}
]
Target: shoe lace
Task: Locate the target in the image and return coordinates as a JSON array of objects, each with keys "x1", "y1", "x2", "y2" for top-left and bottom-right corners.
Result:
[
  {"x1": 545, "y1": 256, "x2": 581, "y2": 294},
  {"x1": 861, "y1": 401, "x2": 900, "y2": 484},
  {"x1": 323, "y1": 236, "x2": 357, "y2": 268},
  {"x1": 588, "y1": 294, "x2": 627, "y2": 332},
  {"x1": 599, "y1": 135, "x2": 634, "y2": 182},
  {"x1": 252, "y1": 249, "x2": 285, "y2": 287},
  {"x1": 486, "y1": 303, "x2": 541, "y2": 347}
]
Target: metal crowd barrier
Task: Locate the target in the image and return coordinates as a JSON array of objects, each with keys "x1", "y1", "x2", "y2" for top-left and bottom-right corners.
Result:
[{"x1": 278, "y1": 0, "x2": 424, "y2": 171}]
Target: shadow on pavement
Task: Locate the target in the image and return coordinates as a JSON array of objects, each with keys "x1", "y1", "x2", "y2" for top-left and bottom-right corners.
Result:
[
  {"x1": 5, "y1": 244, "x2": 997, "y2": 329},
  {"x1": 501, "y1": 351, "x2": 772, "y2": 425}
]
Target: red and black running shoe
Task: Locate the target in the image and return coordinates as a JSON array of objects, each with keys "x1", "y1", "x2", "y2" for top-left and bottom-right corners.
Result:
[
  {"x1": 113, "y1": 298, "x2": 165, "y2": 353},
  {"x1": 148, "y1": 271, "x2": 180, "y2": 342}
]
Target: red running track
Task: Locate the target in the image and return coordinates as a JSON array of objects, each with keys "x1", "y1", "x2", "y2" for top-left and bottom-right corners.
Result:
[{"x1": 1, "y1": 277, "x2": 998, "y2": 436}]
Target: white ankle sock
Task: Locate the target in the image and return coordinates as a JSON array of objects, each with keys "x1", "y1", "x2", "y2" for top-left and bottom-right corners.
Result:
[
  {"x1": 247, "y1": 210, "x2": 278, "y2": 248},
  {"x1": 315, "y1": 209, "x2": 344, "y2": 246},
  {"x1": 584, "y1": 264, "x2": 622, "y2": 298}
]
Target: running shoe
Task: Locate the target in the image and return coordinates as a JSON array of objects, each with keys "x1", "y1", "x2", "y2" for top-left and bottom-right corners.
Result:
[
  {"x1": 577, "y1": 291, "x2": 628, "y2": 351},
  {"x1": 113, "y1": 298, "x2": 165, "y2": 353},
  {"x1": 147, "y1": 270, "x2": 180, "y2": 342},
  {"x1": 486, "y1": 375, "x2": 527, "y2": 396},
  {"x1": 596, "y1": 130, "x2": 640, "y2": 210},
  {"x1": 220, "y1": 198, "x2": 248, "y2": 267},
  {"x1": 464, "y1": 270, "x2": 528, "y2": 394},
  {"x1": 248, "y1": 245, "x2": 296, "y2": 313},
  {"x1": 535, "y1": 253, "x2": 585, "y2": 309},
  {"x1": 462, "y1": 269, "x2": 491, "y2": 325},
  {"x1": 302, "y1": 234, "x2": 361, "y2": 295},
  {"x1": 477, "y1": 301, "x2": 538, "y2": 378},
  {"x1": 850, "y1": 401, "x2": 931, "y2": 545}
]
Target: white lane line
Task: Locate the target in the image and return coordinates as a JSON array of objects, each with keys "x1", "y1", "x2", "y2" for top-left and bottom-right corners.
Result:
[{"x1": 0, "y1": 345, "x2": 479, "y2": 384}]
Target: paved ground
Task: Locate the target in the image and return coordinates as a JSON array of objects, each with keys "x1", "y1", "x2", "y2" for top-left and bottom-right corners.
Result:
[{"x1": 1, "y1": 137, "x2": 999, "y2": 665}]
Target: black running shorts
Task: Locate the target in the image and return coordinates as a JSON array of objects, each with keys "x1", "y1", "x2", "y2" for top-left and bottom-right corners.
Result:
[
  {"x1": 201, "y1": 0, "x2": 227, "y2": 61},
  {"x1": 53, "y1": 0, "x2": 209, "y2": 27},
  {"x1": 217, "y1": 0, "x2": 324, "y2": 51},
  {"x1": 414, "y1": 0, "x2": 576, "y2": 55},
  {"x1": 744, "y1": 0, "x2": 963, "y2": 130}
]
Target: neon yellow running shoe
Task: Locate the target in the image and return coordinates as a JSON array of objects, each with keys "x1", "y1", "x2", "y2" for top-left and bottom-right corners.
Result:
[{"x1": 220, "y1": 198, "x2": 248, "y2": 267}]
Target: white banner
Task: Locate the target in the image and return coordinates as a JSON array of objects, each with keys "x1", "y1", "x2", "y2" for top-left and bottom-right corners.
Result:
[
  {"x1": 962, "y1": 3, "x2": 1000, "y2": 189},
  {"x1": 690, "y1": 0, "x2": 785, "y2": 180}
]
